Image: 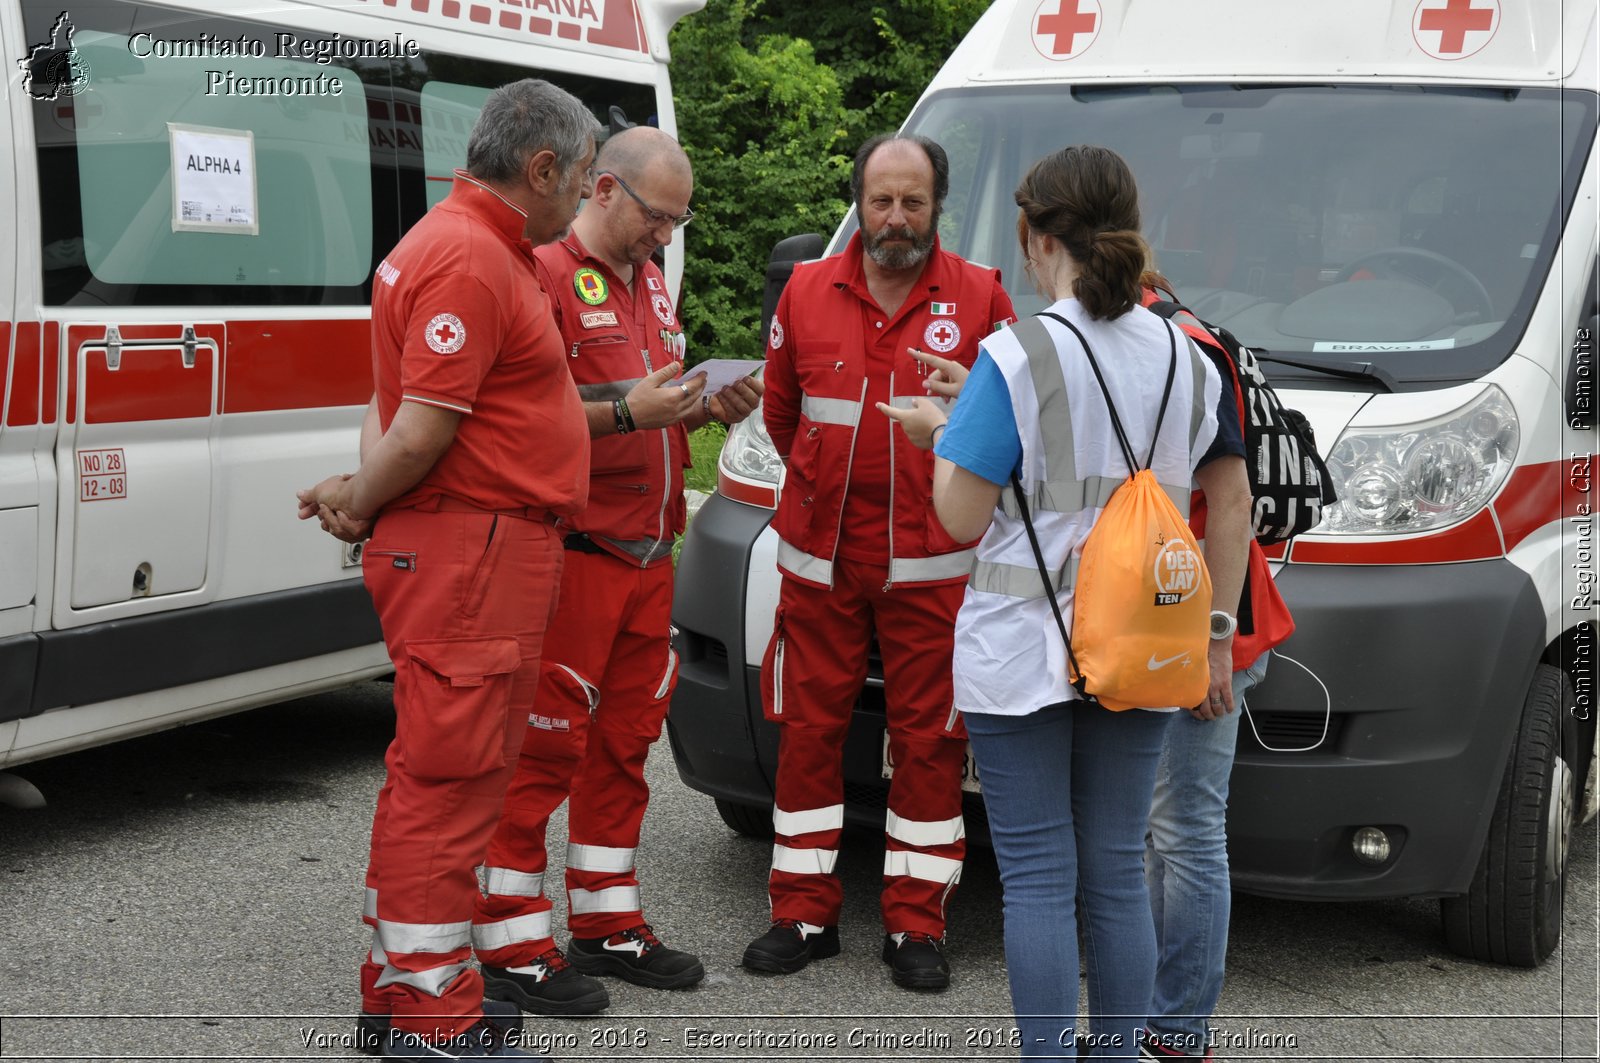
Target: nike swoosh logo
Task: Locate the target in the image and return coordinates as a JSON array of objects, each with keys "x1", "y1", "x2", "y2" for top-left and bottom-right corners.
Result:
[
  {"x1": 1147, "y1": 651, "x2": 1190, "y2": 670},
  {"x1": 603, "y1": 939, "x2": 648, "y2": 957}
]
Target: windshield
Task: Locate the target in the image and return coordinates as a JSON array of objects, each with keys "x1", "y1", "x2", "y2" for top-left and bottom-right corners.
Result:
[{"x1": 869, "y1": 84, "x2": 1595, "y2": 388}]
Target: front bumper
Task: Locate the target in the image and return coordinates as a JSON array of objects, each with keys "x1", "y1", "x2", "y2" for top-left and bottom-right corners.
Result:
[{"x1": 670, "y1": 493, "x2": 1547, "y2": 899}]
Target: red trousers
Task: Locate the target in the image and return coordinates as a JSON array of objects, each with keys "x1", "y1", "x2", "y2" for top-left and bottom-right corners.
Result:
[
  {"x1": 472, "y1": 548, "x2": 677, "y2": 965},
  {"x1": 761, "y1": 559, "x2": 968, "y2": 936},
  {"x1": 357, "y1": 505, "x2": 563, "y2": 1038}
]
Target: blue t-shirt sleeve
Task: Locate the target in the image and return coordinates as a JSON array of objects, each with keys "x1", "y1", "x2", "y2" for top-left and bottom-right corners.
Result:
[{"x1": 935, "y1": 350, "x2": 1021, "y2": 486}]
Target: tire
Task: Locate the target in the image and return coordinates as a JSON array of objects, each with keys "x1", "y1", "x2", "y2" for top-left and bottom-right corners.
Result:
[
  {"x1": 1441, "y1": 663, "x2": 1575, "y2": 967},
  {"x1": 714, "y1": 797, "x2": 775, "y2": 839}
]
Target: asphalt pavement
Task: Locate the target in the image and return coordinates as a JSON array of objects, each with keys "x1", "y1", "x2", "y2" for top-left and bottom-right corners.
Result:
[{"x1": 0, "y1": 680, "x2": 1595, "y2": 1062}]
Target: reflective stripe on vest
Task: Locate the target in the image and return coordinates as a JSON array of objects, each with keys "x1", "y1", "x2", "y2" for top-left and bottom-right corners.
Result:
[
  {"x1": 369, "y1": 931, "x2": 387, "y2": 965},
  {"x1": 888, "y1": 548, "x2": 976, "y2": 585},
  {"x1": 568, "y1": 885, "x2": 641, "y2": 915},
  {"x1": 778, "y1": 539, "x2": 973, "y2": 588},
  {"x1": 364, "y1": 887, "x2": 378, "y2": 922},
  {"x1": 885, "y1": 810, "x2": 966, "y2": 847},
  {"x1": 471, "y1": 911, "x2": 553, "y2": 952},
  {"x1": 969, "y1": 555, "x2": 1081, "y2": 600},
  {"x1": 567, "y1": 843, "x2": 636, "y2": 874},
  {"x1": 800, "y1": 394, "x2": 862, "y2": 427},
  {"x1": 479, "y1": 867, "x2": 545, "y2": 899},
  {"x1": 776, "y1": 539, "x2": 834, "y2": 586},
  {"x1": 771, "y1": 843, "x2": 840, "y2": 876},
  {"x1": 883, "y1": 849, "x2": 963, "y2": 885},
  {"x1": 773, "y1": 804, "x2": 845, "y2": 837}
]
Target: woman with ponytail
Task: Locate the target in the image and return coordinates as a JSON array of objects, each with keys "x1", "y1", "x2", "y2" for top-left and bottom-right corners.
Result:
[{"x1": 882, "y1": 145, "x2": 1252, "y2": 1060}]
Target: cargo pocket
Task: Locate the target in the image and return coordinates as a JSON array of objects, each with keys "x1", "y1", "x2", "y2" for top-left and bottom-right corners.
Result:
[
  {"x1": 398, "y1": 636, "x2": 523, "y2": 780},
  {"x1": 759, "y1": 608, "x2": 789, "y2": 722}
]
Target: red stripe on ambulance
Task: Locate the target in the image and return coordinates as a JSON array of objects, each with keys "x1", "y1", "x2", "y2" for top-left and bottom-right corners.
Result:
[
  {"x1": 223, "y1": 319, "x2": 372, "y2": 413},
  {"x1": 7, "y1": 323, "x2": 40, "y2": 426}
]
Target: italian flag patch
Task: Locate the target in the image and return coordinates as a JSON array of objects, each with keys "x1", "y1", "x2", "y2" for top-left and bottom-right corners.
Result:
[{"x1": 930, "y1": 301, "x2": 956, "y2": 315}]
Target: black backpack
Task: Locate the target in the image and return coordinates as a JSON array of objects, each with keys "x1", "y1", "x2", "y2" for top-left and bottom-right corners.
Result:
[{"x1": 1148, "y1": 299, "x2": 1337, "y2": 545}]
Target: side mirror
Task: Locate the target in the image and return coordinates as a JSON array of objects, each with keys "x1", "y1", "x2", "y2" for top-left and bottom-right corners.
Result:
[
  {"x1": 762, "y1": 234, "x2": 825, "y2": 340},
  {"x1": 1568, "y1": 315, "x2": 1596, "y2": 432}
]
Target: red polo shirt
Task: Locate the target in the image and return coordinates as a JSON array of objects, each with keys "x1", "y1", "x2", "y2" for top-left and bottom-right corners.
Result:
[{"x1": 372, "y1": 172, "x2": 589, "y2": 516}]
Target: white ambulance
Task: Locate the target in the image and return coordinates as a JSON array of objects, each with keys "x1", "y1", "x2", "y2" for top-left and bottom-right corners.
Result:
[
  {"x1": 0, "y1": 0, "x2": 700, "y2": 773},
  {"x1": 670, "y1": 0, "x2": 1598, "y2": 966}
]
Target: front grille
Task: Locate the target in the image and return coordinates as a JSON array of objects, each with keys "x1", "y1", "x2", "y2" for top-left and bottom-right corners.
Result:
[{"x1": 1237, "y1": 709, "x2": 1340, "y2": 753}]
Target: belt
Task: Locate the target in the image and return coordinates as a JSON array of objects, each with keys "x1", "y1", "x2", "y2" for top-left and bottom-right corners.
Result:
[
  {"x1": 416, "y1": 495, "x2": 555, "y2": 523},
  {"x1": 563, "y1": 533, "x2": 608, "y2": 554}
]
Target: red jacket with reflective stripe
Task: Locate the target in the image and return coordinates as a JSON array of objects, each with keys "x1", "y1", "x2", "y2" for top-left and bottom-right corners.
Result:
[
  {"x1": 763, "y1": 236, "x2": 1016, "y2": 589},
  {"x1": 534, "y1": 235, "x2": 689, "y2": 556}
]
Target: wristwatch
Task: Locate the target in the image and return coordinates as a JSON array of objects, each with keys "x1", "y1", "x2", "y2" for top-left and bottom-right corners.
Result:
[{"x1": 1209, "y1": 610, "x2": 1237, "y2": 640}]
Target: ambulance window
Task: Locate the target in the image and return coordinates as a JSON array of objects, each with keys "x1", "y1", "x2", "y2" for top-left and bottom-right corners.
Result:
[
  {"x1": 22, "y1": 1, "x2": 381, "y2": 306},
  {"x1": 403, "y1": 51, "x2": 656, "y2": 215}
]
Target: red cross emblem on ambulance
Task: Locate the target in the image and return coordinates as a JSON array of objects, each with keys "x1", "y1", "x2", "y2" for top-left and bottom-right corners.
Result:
[
  {"x1": 924, "y1": 318, "x2": 962, "y2": 354},
  {"x1": 1412, "y1": 0, "x2": 1499, "y2": 61},
  {"x1": 1031, "y1": 0, "x2": 1102, "y2": 61}
]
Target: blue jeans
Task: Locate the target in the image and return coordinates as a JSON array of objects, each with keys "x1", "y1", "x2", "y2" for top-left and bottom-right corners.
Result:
[
  {"x1": 965, "y1": 702, "x2": 1174, "y2": 1062},
  {"x1": 1144, "y1": 653, "x2": 1270, "y2": 1056}
]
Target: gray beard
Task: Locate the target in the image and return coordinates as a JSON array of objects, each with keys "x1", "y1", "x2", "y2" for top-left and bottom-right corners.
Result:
[{"x1": 864, "y1": 225, "x2": 936, "y2": 271}]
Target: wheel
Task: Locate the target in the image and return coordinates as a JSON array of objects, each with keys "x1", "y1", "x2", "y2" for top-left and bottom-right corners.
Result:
[
  {"x1": 1335, "y1": 246, "x2": 1494, "y2": 320},
  {"x1": 714, "y1": 797, "x2": 774, "y2": 839},
  {"x1": 1440, "y1": 663, "x2": 1575, "y2": 966}
]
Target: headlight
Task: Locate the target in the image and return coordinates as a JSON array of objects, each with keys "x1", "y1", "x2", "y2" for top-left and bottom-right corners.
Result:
[
  {"x1": 717, "y1": 406, "x2": 783, "y2": 508},
  {"x1": 1321, "y1": 385, "x2": 1518, "y2": 535}
]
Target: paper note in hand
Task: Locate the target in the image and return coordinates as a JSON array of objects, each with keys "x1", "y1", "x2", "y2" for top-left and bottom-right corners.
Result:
[{"x1": 675, "y1": 358, "x2": 762, "y2": 394}]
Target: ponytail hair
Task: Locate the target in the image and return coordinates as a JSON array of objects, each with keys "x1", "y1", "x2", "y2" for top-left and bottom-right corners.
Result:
[{"x1": 1014, "y1": 145, "x2": 1148, "y2": 320}]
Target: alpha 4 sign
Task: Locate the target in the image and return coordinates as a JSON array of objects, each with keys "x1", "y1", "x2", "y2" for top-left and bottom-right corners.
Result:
[{"x1": 169, "y1": 123, "x2": 259, "y2": 234}]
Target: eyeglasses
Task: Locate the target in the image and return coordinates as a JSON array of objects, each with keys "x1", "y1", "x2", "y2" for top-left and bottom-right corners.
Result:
[{"x1": 598, "y1": 170, "x2": 695, "y2": 230}]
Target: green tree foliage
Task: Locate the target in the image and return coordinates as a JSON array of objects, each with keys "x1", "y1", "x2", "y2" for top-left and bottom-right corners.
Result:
[{"x1": 669, "y1": 0, "x2": 988, "y2": 361}]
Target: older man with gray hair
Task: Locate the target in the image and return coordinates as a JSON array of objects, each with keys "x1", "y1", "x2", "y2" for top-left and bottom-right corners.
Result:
[{"x1": 298, "y1": 78, "x2": 599, "y2": 1062}]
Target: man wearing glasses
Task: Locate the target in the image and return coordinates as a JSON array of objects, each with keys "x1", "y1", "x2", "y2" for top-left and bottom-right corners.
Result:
[{"x1": 472, "y1": 126, "x2": 762, "y2": 1011}]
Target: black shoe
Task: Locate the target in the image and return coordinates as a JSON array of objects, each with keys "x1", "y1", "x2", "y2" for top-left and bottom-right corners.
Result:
[
  {"x1": 881, "y1": 931, "x2": 950, "y2": 990},
  {"x1": 567, "y1": 923, "x2": 706, "y2": 989},
  {"x1": 482, "y1": 947, "x2": 611, "y2": 1016},
  {"x1": 741, "y1": 919, "x2": 841, "y2": 974},
  {"x1": 1139, "y1": 1031, "x2": 1215, "y2": 1061},
  {"x1": 380, "y1": 1006, "x2": 543, "y2": 1061},
  {"x1": 358, "y1": 1000, "x2": 523, "y2": 1056}
]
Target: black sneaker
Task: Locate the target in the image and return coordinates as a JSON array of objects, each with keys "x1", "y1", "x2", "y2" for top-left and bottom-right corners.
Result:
[
  {"x1": 1139, "y1": 1031, "x2": 1215, "y2": 1061},
  {"x1": 567, "y1": 923, "x2": 706, "y2": 989},
  {"x1": 881, "y1": 931, "x2": 950, "y2": 990},
  {"x1": 358, "y1": 1000, "x2": 523, "y2": 1056},
  {"x1": 381, "y1": 1009, "x2": 546, "y2": 1061},
  {"x1": 482, "y1": 947, "x2": 611, "y2": 1016},
  {"x1": 741, "y1": 919, "x2": 841, "y2": 974}
]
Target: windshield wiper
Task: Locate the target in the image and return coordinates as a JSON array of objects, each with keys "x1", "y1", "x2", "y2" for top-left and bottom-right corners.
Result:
[{"x1": 1256, "y1": 352, "x2": 1398, "y2": 393}]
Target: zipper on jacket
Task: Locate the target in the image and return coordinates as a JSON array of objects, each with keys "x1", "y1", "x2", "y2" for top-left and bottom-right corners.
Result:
[
  {"x1": 365, "y1": 548, "x2": 417, "y2": 572},
  {"x1": 828, "y1": 377, "x2": 869, "y2": 589},
  {"x1": 884, "y1": 369, "x2": 897, "y2": 591},
  {"x1": 945, "y1": 704, "x2": 960, "y2": 734},
  {"x1": 640, "y1": 343, "x2": 671, "y2": 567}
]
